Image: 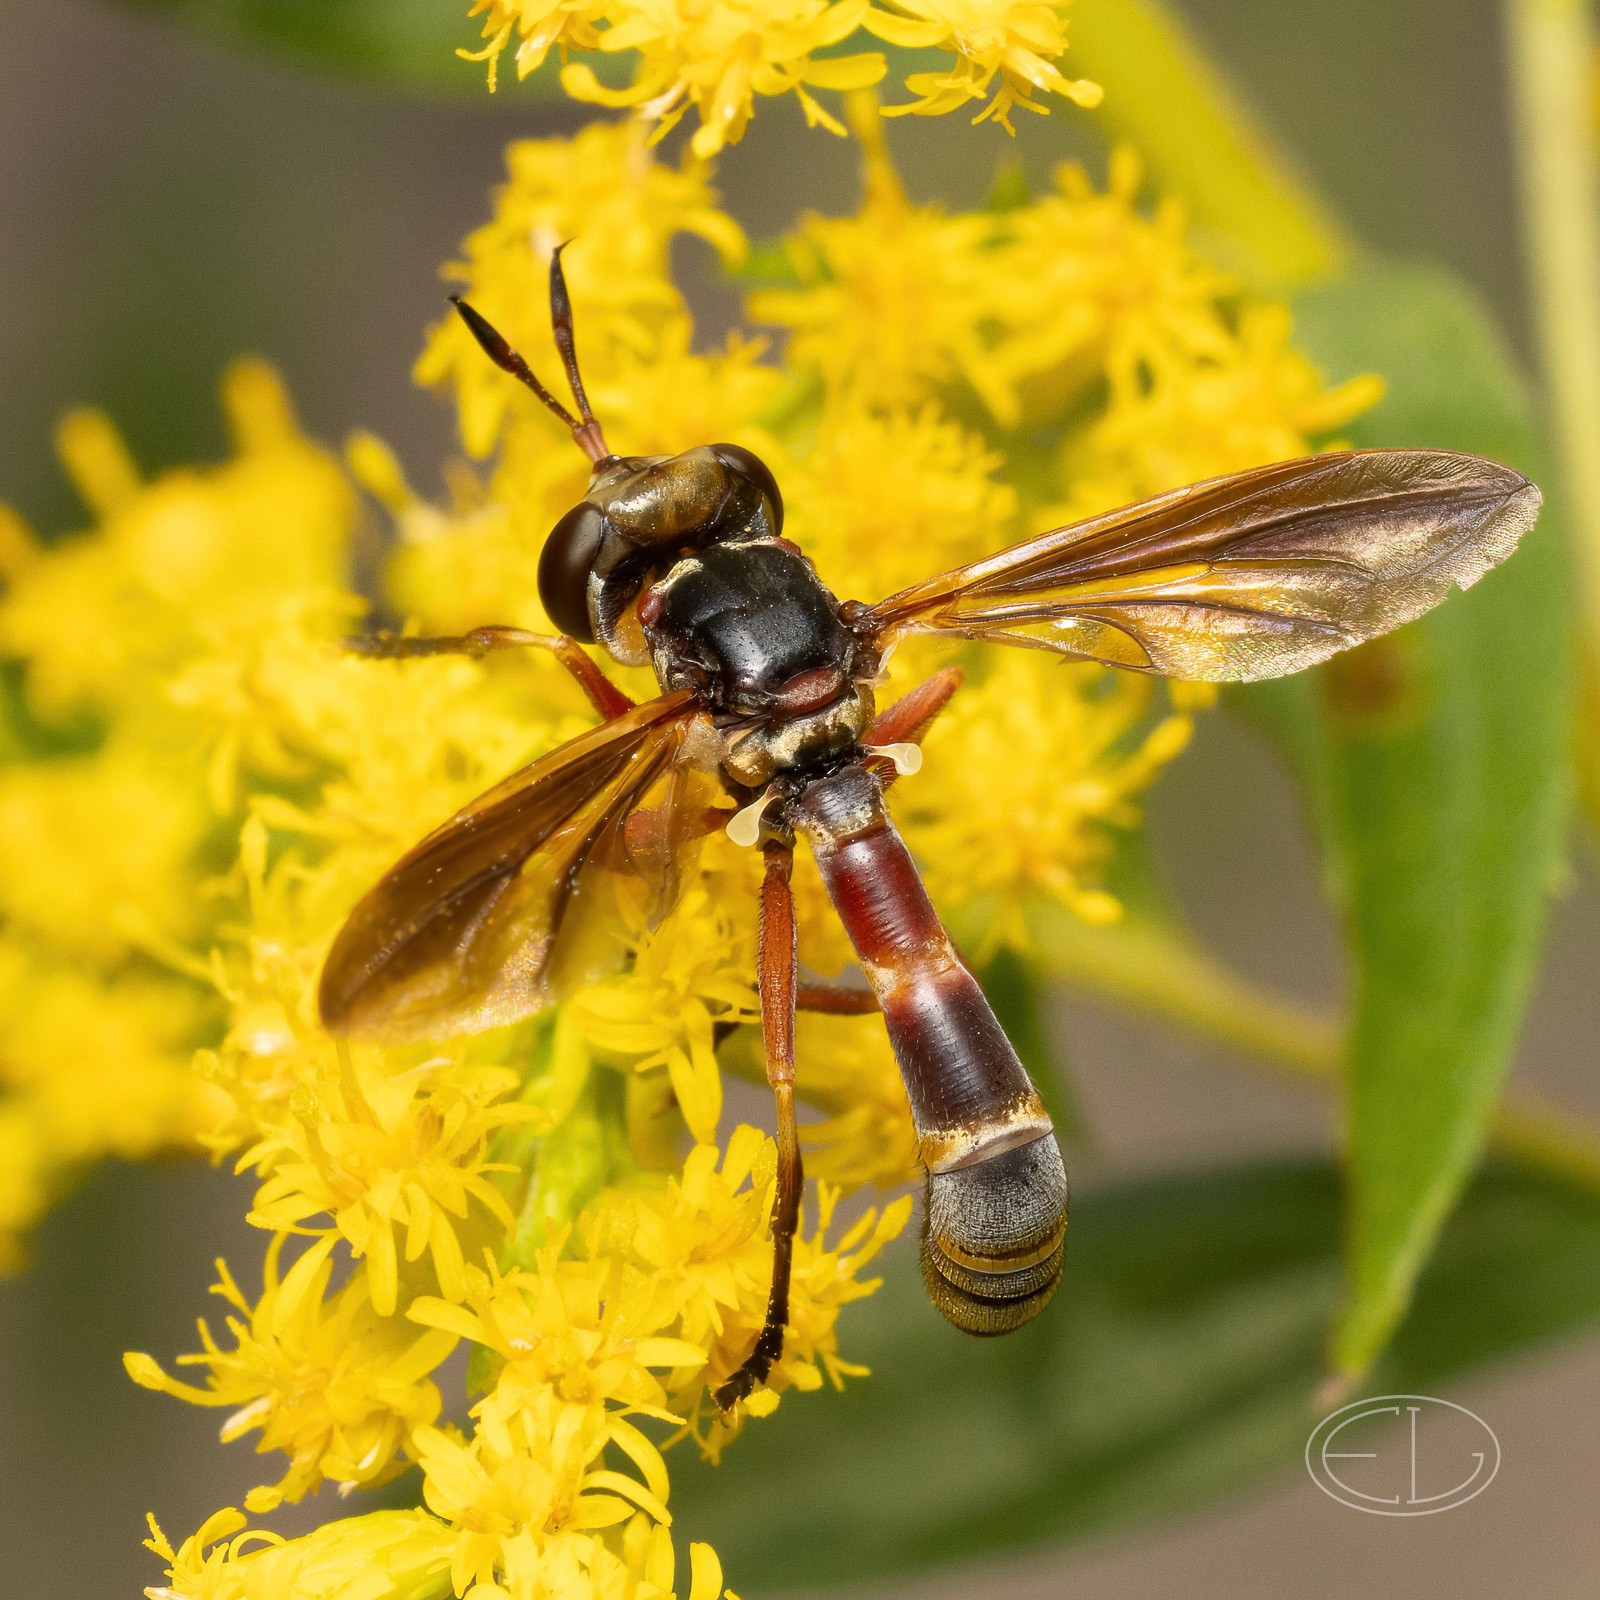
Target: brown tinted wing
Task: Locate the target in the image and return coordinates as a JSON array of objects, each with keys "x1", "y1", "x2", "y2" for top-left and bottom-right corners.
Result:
[
  {"x1": 318, "y1": 691, "x2": 697, "y2": 1043},
  {"x1": 865, "y1": 451, "x2": 1540, "y2": 682},
  {"x1": 615, "y1": 758, "x2": 729, "y2": 926}
]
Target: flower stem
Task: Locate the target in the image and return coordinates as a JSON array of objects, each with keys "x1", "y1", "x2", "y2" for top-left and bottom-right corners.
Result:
[
  {"x1": 1490, "y1": 1094, "x2": 1600, "y2": 1189},
  {"x1": 1067, "y1": 0, "x2": 1351, "y2": 287},
  {"x1": 1031, "y1": 901, "x2": 1600, "y2": 1193},
  {"x1": 1505, "y1": 0, "x2": 1600, "y2": 824},
  {"x1": 1028, "y1": 900, "x2": 1341, "y2": 1076}
]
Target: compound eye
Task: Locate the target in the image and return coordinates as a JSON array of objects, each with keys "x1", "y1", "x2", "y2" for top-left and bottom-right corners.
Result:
[
  {"x1": 711, "y1": 442, "x2": 784, "y2": 535},
  {"x1": 538, "y1": 503, "x2": 605, "y2": 642}
]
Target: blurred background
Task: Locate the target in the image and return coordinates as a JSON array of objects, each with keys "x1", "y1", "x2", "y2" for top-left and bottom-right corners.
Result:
[{"x1": 1, "y1": 0, "x2": 1597, "y2": 1593}]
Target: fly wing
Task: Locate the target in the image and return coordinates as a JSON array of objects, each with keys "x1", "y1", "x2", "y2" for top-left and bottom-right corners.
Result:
[
  {"x1": 863, "y1": 451, "x2": 1540, "y2": 682},
  {"x1": 318, "y1": 690, "x2": 699, "y2": 1044},
  {"x1": 614, "y1": 757, "x2": 729, "y2": 927}
]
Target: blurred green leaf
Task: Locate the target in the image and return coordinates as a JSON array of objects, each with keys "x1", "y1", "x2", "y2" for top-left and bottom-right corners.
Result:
[
  {"x1": 1246, "y1": 266, "x2": 1573, "y2": 1379},
  {"x1": 728, "y1": 239, "x2": 804, "y2": 291},
  {"x1": 673, "y1": 1159, "x2": 1600, "y2": 1587},
  {"x1": 113, "y1": 0, "x2": 555, "y2": 97}
]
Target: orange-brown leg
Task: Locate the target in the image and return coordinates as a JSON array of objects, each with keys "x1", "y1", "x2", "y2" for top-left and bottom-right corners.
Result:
[
  {"x1": 346, "y1": 625, "x2": 633, "y2": 721},
  {"x1": 716, "y1": 839, "x2": 803, "y2": 1411},
  {"x1": 796, "y1": 978, "x2": 879, "y2": 1014},
  {"x1": 866, "y1": 665, "x2": 964, "y2": 746}
]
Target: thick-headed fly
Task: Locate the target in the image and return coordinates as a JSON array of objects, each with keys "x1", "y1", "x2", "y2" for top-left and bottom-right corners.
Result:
[{"x1": 319, "y1": 251, "x2": 1540, "y2": 1408}]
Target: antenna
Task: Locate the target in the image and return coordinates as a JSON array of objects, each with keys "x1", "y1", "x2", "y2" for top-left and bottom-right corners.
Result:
[
  {"x1": 547, "y1": 244, "x2": 606, "y2": 461},
  {"x1": 450, "y1": 260, "x2": 612, "y2": 464}
]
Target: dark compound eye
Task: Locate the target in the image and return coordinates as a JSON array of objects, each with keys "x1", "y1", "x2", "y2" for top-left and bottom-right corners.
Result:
[
  {"x1": 538, "y1": 502, "x2": 606, "y2": 642},
  {"x1": 711, "y1": 442, "x2": 784, "y2": 535}
]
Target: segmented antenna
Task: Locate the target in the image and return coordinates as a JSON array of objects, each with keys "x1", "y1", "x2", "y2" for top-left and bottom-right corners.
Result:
[
  {"x1": 548, "y1": 244, "x2": 600, "y2": 443},
  {"x1": 450, "y1": 251, "x2": 612, "y2": 464}
]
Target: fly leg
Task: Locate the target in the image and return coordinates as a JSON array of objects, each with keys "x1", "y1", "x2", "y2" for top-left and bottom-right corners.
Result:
[
  {"x1": 345, "y1": 625, "x2": 634, "y2": 721},
  {"x1": 866, "y1": 665, "x2": 964, "y2": 747},
  {"x1": 716, "y1": 838, "x2": 803, "y2": 1411},
  {"x1": 860, "y1": 666, "x2": 964, "y2": 789},
  {"x1": 796, "y1": 977, "x2": 879, "y2": 1015}
]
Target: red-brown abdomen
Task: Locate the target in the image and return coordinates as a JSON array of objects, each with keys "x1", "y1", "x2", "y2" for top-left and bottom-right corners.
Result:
[
  {"x1": 797, "y1": 763, "x2": 1051, "y2": 1171},
  {"x1": 796, "y1": 762, "x2": 1068, "y2": 1336}
]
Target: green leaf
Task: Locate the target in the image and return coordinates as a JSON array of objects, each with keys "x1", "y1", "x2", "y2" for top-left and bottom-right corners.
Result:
[
  {"x1": 672, "y1": 1158, "x2": 1600, "y2": 1587},
  {"x1": 728, "y1": 239, "x2": 804, "y2": 291},
  {"x1": 1246, "y1": 266, "x2": 1574, "y2": 1379},
  {"x1": 111, "y1": 0, "x2": 557, "y2": 97}
]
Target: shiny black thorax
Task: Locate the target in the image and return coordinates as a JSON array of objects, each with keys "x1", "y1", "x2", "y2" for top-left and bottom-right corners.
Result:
[
  {"x1": 646, "y1": 541, "x2": 854, "y2": 711},
  {"x1": 643, "y1": 539, "x2": 873, "y2": 790}
]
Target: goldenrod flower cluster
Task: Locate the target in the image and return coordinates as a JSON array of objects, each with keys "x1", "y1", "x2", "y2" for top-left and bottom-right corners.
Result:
[
  {"x1": 0, "y1": 114, "x2": 1375, "y2": 1600},
  {"x1": 462, "y1": 0, "x2": 1102, "y2": 152}
]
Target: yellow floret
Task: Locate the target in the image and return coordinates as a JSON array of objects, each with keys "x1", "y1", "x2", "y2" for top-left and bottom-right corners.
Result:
[{"x1": 459, "y1": 1, "x2": 1100, "y2": 153}]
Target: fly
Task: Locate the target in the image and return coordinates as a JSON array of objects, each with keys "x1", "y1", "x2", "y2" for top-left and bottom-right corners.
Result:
[{"x1": 318, "y1": 250, "x2": 1541, "y2": 1408}]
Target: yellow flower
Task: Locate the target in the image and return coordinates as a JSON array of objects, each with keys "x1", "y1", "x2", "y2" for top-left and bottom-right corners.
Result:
[
  {"x1": 784, "y1": 403, "x2": 1017, "y2": 601},
  {"x1": 753, "y1": 138, "x2": 1242, "y2": 430},
  {"x1": 1055, "y1": 301, "x2": 1386, "y2": 519},
  {"x1": 142, "y1": 1506, "x2": 456, "y2": 1600},
  {"x1": 865, "y1": 0, "x2": 1101, "y2": 130},
  {"x1": 415, "y1": 122, "x2": 746, "y2": 460},
  {"x1": 415, "y1": 1422, "x2": 661, "y2": 1588},
  {"x1": 900, "y1": 650, "x2": 1197, "y2": 940},
  {"x1": 125, "y1": 1236, "x2": 459, "y2": 1512},
  {"x1": 409, "y1": 1250, "x2": 705, "y2": 1432},
  {"x1": 467, "y1": 1, "x2": 886, "y2": 156},
  {"x1": 0, "y1": 366, "x2": 356, "y2": 1267},
  {"x1": 0, "y1": 943, "x2": 212, "y2": 1170},
  {"x1": 460, "y1": 0, "x2": 607, "y2": 92},
  {"x1": 713, "y1": 995, "x2": 919, "y2": 1191},
  {"x1": 0, "y1": 364, "x2": 350, "y2": 725},
  {"x1": 460, "y1": 0, "x2": 1099, "y2": 150},
  {"x1": 562, "y1": 1, "x2": 887, "y2": 158},
  {"x1": 243, "y1": 1052, "x2": 542, "y2": 1316},
  {"x1": 981, "y1": 147, "x2": 1238, "y2": 427},
  {"x1": 585, "y1": 326, "x2": 786, "y2": 463},
  {"x1": 581, "y1": 1126, "x2": 911, "y2": 1439},
  {"x1": 566, "y1": 885, "x2": 760, "y2": 1145},
  {"x1": 144, "y1": 1505, "x2": 729, "y2": 1600},
  {"x1": 794, "y1": 1013, "x2": 920, "y2": 1188},
  {"x1": 747, "y1": 132, "x2": 1000, "y2": 414},
  {"x1": 0, "y1": 750, "x2": 210, "y2": 963},
  {"x1": 372, "y1": 1240, "x2": 725, "y2": 1599}
]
